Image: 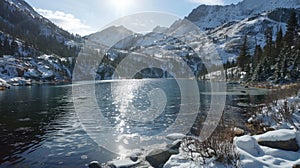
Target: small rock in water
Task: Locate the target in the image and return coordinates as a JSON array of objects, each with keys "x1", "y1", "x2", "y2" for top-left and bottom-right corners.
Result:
[
  {"x1": 81, "y1": 155, "x2": 88, "y2": 160},
  {"x1": 129, "y1": 154, "x2": 138, "y2": 162},
  {"x1": 89, "y1": 161, "x2": 102, "y2": 168}
]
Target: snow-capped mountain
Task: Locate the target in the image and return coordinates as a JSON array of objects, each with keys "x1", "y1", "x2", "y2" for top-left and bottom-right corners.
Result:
[
  {"x1": 186, "y1": 0, "x2": 300, "y2": 30},
  {"x1": 86, "y1": 26, "x2": 134, "y2": 47},
  {"x1": 0, "y1": 0, "x2": 81, "y2": 57},
  {"x1": 2, "y1": 0, "x2": 300, "y2": 83},
  {"x1": 89, "y1": 0, "x2": 300, "y2": 80},
  {"x1": 207, "y1": 8, "x2": 300, "y2": 61},
  {"x1": 0, "y1": 0, "x2": 82, "y2": 86}
]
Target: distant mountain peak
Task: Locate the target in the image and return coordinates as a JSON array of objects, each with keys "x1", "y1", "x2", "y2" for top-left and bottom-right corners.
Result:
[
  {"x1": 87, "y1": 25, "x2": 135, "y2": 47},
  {"x1": 186, "y1": 0, "x2": 300, "y2": 30}
]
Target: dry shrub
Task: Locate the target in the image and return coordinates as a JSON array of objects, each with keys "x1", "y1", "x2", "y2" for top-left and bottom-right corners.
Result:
[
  {"x1": 181, "y1": 121, "x2": 241, "y2": 168},
  {"x1": 247, "y1": 83, "x2": 300, "y2": 133},
  {"x1": 267, "y1": 99, "x2": 300, "y2": 130},
  {"x1": 264, "y1": 83, "x2": 300, "y2": 104}
]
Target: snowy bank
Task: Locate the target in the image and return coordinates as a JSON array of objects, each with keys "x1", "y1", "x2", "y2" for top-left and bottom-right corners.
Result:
[{"x1": 235, "y1": 130, "x2": 300, "y2": 168}]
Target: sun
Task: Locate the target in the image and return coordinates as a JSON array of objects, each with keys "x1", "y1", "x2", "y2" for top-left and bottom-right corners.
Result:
[{"x1": 110, "y1": 0, "x2": 133, "y2": 12}]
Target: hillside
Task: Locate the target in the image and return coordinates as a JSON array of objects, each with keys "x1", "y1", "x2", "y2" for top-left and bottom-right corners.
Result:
[{"x1": 0, "y1": 0, "x2": 81, "y2": 86}]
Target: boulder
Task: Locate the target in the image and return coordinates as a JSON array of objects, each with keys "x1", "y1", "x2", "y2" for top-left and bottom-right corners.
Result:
[
  {"x1": 258, "y1": 139, "x2": 299, "y2": 151},
  {"x1": 88, "y1": 161, "x2": 102, "y2": 168},
  {"x1": 146, "y1": 137, "x2": 185, "y2": 168},
  {"x1": 146, "y1": 140, "x2": 181, "y2": 168},
  {"x1": 293, "y1": 164, "x2": 300, "y2": 168},
  {"x1": 166, "y1": 139, "x2": 182, "y2": 155},
  {"x1": 234, "y1": 135, "x2": 263, "y2": 156},
  {"x1": 129, "y1": 153, "x2": 138, "y2": 162},
  {"x1": 254, "y1": 129, "x2": 299, "y2": 151},
  {"x1": 146, "y1": 149, "x2": 172, "y2": 168}
]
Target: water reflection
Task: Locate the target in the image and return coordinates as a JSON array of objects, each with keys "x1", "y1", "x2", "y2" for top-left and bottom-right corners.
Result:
[
  {"x1": 0, "y1": 85, "x2": 116, "y2": 168},
  {"x1": 0, "y1": 80, "x2": 267, "y2": 167},
  {"x1": 96, "y1": 79, "x2": 181, "y2": 137}
]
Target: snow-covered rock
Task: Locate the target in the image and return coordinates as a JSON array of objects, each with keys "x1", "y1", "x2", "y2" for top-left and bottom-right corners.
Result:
[
  {"x1": 234, "y1": 135, "x2": 263, "y2": 156},
  {"x1": 254, "y1": 129, "x2": 299, "y2": 151},
  {"x1": 235, "y1": 130, "x2": 300, "y2": 168},
  {"x1": 254, "y1": 129, "x2": 297, "y2": 142},
  {"x1": 107, "y1": 159, "x2": 140, "y2": 168},
  {"x1": 163, "y1": 153, "x2": 200, "y2": 168},
  {"x1": 7, "y1": 77, "x2": 31, "y2": 86}
]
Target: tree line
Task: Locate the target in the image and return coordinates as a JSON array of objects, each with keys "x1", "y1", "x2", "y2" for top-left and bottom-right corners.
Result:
[{"x1": 236, "y1": 10, "x2": 300, "y2": 84}]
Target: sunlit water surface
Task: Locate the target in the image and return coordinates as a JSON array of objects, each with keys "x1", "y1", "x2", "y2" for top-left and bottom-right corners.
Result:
[{"x1": 0, "y1": 79, "x2": 267, "y2": 167}]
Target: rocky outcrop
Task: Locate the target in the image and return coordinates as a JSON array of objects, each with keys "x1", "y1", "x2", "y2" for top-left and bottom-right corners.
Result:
[
  {"x1": 258, "y1": 139, "x2": 299, "y2": 152},
  {"x1": 146, "y1": 149, "x2": 173, "y2": 168},
  {"x1": 146, "y1": 140, "x2": 182, "y2": 168},
  {"x1": 254, "y1": 129, "x2": 299, "y2": 151}
]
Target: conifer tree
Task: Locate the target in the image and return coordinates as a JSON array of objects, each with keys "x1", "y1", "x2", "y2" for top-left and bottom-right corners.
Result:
[
  {"x1": 284, "y1": 10, "x2": 298, "y2": 46},
  {"x1": 237, "y1": 35, "x2": 250, "y2": 71},
  {"x1": 252, "y1": 62, "x2": 264, "y2": 82},
  {"x1": 275, "y1": 27, "x2": 283, "y2": 54},
  {"x1": 263, "y1": 27, "x2": 275, "y2": 64},
  {"x1": 253, "y1": 45, "x2": 263, "y2": 69}
]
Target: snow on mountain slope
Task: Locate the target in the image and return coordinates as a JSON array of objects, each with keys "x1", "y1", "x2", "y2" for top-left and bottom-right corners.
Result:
[
  {"x1": 61, "y1": 0, "x2": 300, "y2": 80},
  {"x1": 87, "y1": 26, "x2": 135, "y2": 47},
  {"x1": 186, "y1": 0, "x2": 300, "y2": 30},
  {"x1": 5, "y1": 0, "x2": 42, "y2": 19},
  {"x1": 0, "y1": 0, "x2": 81, "y2": 57},
  {"x1": 208, "y1": 9, "x2": 290, "y2": 61},
  {"x1": 0, "y1": 54, "x2": 72, "y2": 86}
]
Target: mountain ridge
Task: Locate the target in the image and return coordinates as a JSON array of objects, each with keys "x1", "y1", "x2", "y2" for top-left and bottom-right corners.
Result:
[
  {"x1": 186, "y1": 0, "x2": 300, "y2": 31},
  {"x1": 0, "y1": 0, "x2": 82, "y2": 86}
]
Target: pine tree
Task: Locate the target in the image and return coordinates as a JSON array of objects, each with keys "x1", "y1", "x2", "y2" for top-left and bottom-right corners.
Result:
[
  {"x1": 230, "y1": 60, "x2": 235, "y2": 79},
  {"x1": 275, "y1": 27, "x2": 283, "y2": 54},
  {"x1": 237, "y1": 35, "x2": 250, "y2": 71},
  {"x1": 263, "y1": 27, "x2": 275, "y2": 64},
  {"x1": 274, "y1": 60, "x2": 281, "y2": 82},
  {"x1": 224, "y1": 62, "x2": 228, "y2": 81},
  {"x1": 253, "y1": 45, "x2": 263, "y2": 69},
  {"x1": 284, "y1": 10, "x2": 298, "y2": 46},
  {"x1": 281, "y1": 53, "x2": 289, "y2": 82},
  {"x1": 244, "y1": 63, "x2": 252, "y2": 81},
  {"x1": 290, "y1": 49, "x2": 299, "y2": 81},
  {"x1": 252, "y1": 62, "x2": 264, "y2": 82}
]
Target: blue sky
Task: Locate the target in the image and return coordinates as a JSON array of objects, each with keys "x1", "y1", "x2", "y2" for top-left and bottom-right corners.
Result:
[{"x1": 25, "y1": 0, "x2": 242, "y2": 35}]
